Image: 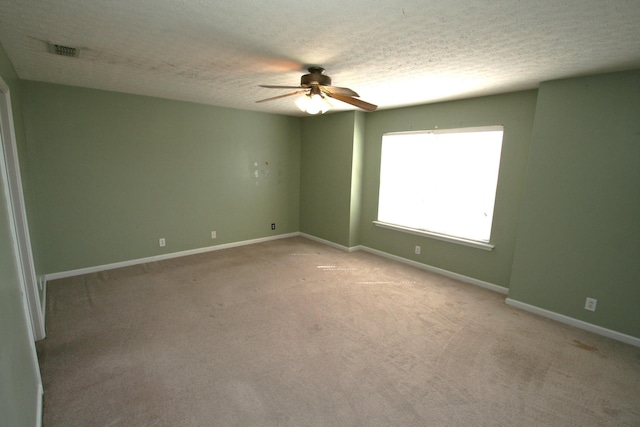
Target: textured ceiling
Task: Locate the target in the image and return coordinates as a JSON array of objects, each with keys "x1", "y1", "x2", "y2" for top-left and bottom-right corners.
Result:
[{"x1": 1, "y1": 0, "x2": 639, "y2": 116}]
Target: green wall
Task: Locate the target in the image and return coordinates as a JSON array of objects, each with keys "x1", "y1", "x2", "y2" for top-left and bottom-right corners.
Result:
[
  {"x1": 300, "y1": 111, "x2": 361, "y2": 247},
  {"x1": 359, "y1": 91, "x2": 538, "y2": 287},
  {"x1": 509, "y1": 70, "x2": 640, "y2": 337},
  {"x1": 0, "y1": 42, "x2": 41, "y2": 427},
  {"x1": 21, "y1": 82, "x2": 301, "y2": 274},
  {"x1": 348, "y1": 112, "x2": 365, "y2": 247}
]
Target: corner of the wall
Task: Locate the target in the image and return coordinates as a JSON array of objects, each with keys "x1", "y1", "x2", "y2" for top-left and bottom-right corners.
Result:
[{"x1": 299, "y1": 233, "x2": 358, "y2": 252}]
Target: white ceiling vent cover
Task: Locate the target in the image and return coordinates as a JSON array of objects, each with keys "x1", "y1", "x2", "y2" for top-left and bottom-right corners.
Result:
[{"x1": 49, "y1": 43, "x2": 79, "y2": 58}]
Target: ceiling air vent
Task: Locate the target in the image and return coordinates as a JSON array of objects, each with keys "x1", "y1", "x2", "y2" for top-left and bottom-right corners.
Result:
[{"x1": 49, "y1": 43, "x2": 79, "y2": 58}]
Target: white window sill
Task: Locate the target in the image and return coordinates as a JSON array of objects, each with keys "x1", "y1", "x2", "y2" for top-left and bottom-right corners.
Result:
[{"x1": 373, "y1": 221, "x2": 495, "y2": 251}]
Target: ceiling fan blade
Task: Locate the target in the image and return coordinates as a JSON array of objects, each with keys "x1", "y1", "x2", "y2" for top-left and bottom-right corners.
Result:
[
  {"x1": 259, "y1": 85, "x2": 304, "y2": 89},
  {"x1": 321, "y1": 85, "x2": 359, "y2": 97},
  {"x1": 256, "y1": 90, "x2": 307, "y2": 103},
  {"x1": 323, "y1": 91, "x2": 378, "y2": 112}
]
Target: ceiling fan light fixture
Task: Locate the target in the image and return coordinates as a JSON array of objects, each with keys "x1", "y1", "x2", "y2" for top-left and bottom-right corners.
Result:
[{"x1": 295, "y1": 92, "x2": 330, "y2": 115}]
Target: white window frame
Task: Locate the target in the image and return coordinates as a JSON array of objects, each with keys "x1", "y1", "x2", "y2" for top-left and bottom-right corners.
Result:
[{"x1": 374, "y1": 125, "x2": 504, "y2": 251}]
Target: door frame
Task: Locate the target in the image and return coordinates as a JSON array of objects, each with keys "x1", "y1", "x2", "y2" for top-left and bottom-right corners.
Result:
[{"x1": 0, "y1": 76, "x2": 45, "y2": 340}]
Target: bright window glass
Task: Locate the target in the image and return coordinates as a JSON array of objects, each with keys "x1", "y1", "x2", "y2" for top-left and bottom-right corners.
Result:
[{"x1": 378, "y1": 126, "x2": 504, "y2": 242}]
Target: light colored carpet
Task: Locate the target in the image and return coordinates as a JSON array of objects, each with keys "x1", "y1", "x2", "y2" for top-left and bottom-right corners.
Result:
[{"x1": 38, "y1": 237, "x2": 640, "y2": 426}]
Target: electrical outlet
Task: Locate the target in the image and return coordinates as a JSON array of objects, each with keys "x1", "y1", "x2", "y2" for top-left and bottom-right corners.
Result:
[
  {"x1": 159, "y1": 238, "x2": 166, "y2": 247},
  {"x1": 585, "y1": 297, "x2": 597, "y2": 312},
  {"x1": 271, "y1": 223, "x2": 276, "y2": 230},
  {"x1": 415, "y1": 245, "x2": 421, "y2": 255},
  {"x1": 211, "y1": 231, "x2": 216, "y2": 239}
]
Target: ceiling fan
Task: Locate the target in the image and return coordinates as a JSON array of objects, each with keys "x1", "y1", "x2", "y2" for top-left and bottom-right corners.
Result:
[{"x1": 256, "y1": 66, "x2": 377, "y2": 114}]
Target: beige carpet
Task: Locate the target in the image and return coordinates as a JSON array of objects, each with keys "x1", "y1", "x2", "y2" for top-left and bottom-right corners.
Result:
[{"x1": 38, "y1": 237, "x2": 640, "y2": 426}]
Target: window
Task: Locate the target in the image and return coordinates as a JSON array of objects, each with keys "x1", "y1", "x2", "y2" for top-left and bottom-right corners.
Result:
[{"x1": 376, "y1": 126, "x2": 504, "y2": 247}]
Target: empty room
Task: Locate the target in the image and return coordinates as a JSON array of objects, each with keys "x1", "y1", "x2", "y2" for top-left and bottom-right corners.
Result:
[{"x1": 1, "y1": 1, "x2": 639, "y2": 426}]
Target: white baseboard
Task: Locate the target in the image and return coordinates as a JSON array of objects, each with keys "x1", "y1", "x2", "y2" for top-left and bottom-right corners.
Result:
[
  {"x1": 357, "y1": 245, "x2": 509, "y2": 295},
  {"x1": 42, "y1": 233, "x2": 637, "y2": 348},
  {"x1": 299, "y1": 233, "x2": 359, "y2": 252},
  {"x1": 44, "y1": 232, "x2": 300, "y2": 281},
  {"x1": 298, "y1": 233, "x2": 507, "y2": 294},
  {"x1": 280, "y1": 233, "x2": 509, "y2": 295},
  {"x1": 505, "y1": 298, "x2": 640, "y2": 348},
  {"x1": 36, "y1": 382, "x2": 43, "y2": 427},
  {"x1": 38, "y1": 276, "x2": 46, "y2": 340}
]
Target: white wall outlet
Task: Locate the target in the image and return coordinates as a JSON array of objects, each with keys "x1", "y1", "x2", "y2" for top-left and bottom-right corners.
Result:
[
  {"x1": 159, "y1": 238, "x2": 166, "y2": 247},
  {"x1": 585, "y1": 297, "x2": 597, "y2": 312},
  {"x1": 415, "y1": 245, "x2": 421, "y2": 255},
  {"x1": 211, "y1": 231, "x2": 216, "y2": 239}
]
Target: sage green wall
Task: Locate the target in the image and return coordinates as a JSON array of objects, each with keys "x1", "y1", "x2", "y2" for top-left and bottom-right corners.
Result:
[
  {"x1": 300, "y1": 111, "x2": 360, "y2": 247},
  {"x1": 359, "y1": 91, "x2": 538, "y2": 287},
  {"x1": 0, "y1": 42, "x2": 40, "y2": 427},
  {"x1": 21, "y1": 81, "x2": 301, "y2": 274},
  {"x1": 348, "y1": 112, "x2": 365, "y2": 247},
  {"x1": 509, "y1": 70, "x2": 640, "y2": 338}
]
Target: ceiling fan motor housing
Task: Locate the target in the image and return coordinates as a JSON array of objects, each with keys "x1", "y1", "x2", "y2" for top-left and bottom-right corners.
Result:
[{"x1": 301, "y1": 67, "x2": 331, "y2": 87}]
